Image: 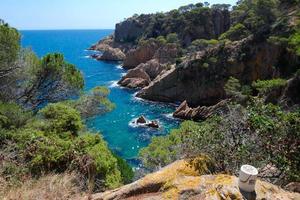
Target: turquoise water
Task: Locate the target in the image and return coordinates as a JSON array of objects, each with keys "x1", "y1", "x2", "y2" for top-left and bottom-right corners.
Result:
[{"x1": 21, "y1": 30, "x2": 180, "y2": 165}]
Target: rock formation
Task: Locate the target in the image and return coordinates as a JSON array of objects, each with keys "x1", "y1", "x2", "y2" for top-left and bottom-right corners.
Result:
[
  {"x1": 137, "y1": 37, "x2": 296, "y2": 106},
  {"x1": 134, "y1": 116, "x2": 160, "y2": 129},
  {"x1": 118, "y1": 68, "x2": 151, "y2": 88},
  {"x1": 118, "y1": 59, "x2": 170, "y2": 89},
  {"x1": 173, "y1": 100, "x2": 228, "y2": 120},
  {"x1": 91, "y1": 158, "x2": 300, "y2": 200},
  {"x1": 122, "y1": 41, "x2": 160, "y2": 69}
]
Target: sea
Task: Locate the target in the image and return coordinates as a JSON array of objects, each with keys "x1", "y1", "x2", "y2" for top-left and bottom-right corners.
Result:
[{"x1": 20, "y1": 30, "x2": 180, "y2": 166}]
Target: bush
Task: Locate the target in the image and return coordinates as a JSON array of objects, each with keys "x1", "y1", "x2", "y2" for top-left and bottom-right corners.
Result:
[
  {"x1": 140, "y1": 101, "x2": 300, "y2": 185},
  {"x1": 0, "y1": 102, "x2": 126, "y2": 191},
  {"x1": 166, "y1": 33, "x2": 179, "y2": 44},
  {"x1": 0, "y1": 102, "x2": 32, "y2": 129},
  {"x1": 219, "y1": 23, "x2": 251, "y2": 41},
  {"x1": 252, "y1": 78, "x2": 287, "y2": 94},
  {"x1": 39, "y1": 103, "x2": 83, "y2": 136}
]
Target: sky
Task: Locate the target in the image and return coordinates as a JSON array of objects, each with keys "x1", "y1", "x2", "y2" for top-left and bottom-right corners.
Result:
[{"x1": 0, "y1": 0, "x2": 237, "y2": 30}]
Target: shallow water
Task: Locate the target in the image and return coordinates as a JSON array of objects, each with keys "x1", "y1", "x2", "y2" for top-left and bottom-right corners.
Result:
[{"x1": 21, "y1": 30, "x2": 180, "y2": 165}]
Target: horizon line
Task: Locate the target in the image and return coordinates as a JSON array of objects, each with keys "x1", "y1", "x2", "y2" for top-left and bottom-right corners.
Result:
[{"x1": 19, "y1": 28, "x2": 115, "y2": 31}]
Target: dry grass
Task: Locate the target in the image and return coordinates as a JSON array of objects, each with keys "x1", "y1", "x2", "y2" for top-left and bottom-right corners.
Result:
[{"x1": 1, "y1": 173, "x2": 88, "y2": 200}]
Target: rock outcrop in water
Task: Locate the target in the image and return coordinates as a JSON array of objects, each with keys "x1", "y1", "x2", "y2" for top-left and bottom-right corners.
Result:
[{"x1": 91, "y1": 158, "x2": 300, "y2": 200}]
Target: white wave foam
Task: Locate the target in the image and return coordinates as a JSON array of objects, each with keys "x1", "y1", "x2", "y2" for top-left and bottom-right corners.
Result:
[
  {"x1": 163, "y1": 113, "x2": 174, "y2": 119},
  {"x1": 116, "y1": 65, "x2": 123, "y2": 69},
  {"x1": 128, "y1": 117, "x2": 161, "y2": 129},
  {"x1": 109, "y1": 80, "x2": 119, "y2": 88}
]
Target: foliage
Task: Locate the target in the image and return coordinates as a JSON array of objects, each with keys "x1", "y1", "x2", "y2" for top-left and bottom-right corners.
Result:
[
  {"x1": 0, "y1": 22, "x2": 84, "y2": 108},
  {"x1": 68, "y1": 86, "x2": 115, "y2": 118},
  {"x1": 219, "y1": 23, "x2": 251, "y2": 41},
  {"x1": 0, "y1": 102, "x2": 128, "y2": 191},
  {"x1": 231, "y1": 0, "x2": 278, "y2": 37},
  {"x1": 166, "y1": 33, "x2": 179, "y2": 44},
  {"x1": 0, "y1": 22, "x2": 20, "y2": 72},
  {"x1": 113, "y1": 153, "x2": 134, "y2": 184},
  {"x1": 224, "y1": 76, "x2": 242, "y2": 97},
  {"x1": 188, "y1": 39, "x2": 219, "y2": 52},
  {"x1": 19, "y1": 53, "x2": 84, "y2": 109},
  {"x1": 39, "y1": 103, "x2": 83, "y2": 136},
  {"x1": 252, "y1": 78, "x2": 287, "y2": 94},
  {"x1": 140, "y1": 101, "x2": 300, "y2": 185},
  {"x1": 0, "y1": 102, "x2": 32, "y2": 129},
  {"x1": 289, "y1": 31, "x2": 300, "y2": 56}
]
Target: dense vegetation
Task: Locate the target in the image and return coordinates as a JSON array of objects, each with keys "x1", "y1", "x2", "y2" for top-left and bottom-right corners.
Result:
[
  {"x1": 116, "y1": 2, "x2": 230, "y2": 46},
  {"x1": 0, "y1": 21, "x2": 133, "y2": 194}
]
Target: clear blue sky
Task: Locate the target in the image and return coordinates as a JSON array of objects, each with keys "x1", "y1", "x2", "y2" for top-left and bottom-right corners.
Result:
[{"x1": 1, "y1": 0, "x2": 237, "y2": 30}]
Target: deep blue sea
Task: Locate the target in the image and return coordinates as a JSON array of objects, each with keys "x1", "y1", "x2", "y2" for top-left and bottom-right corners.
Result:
[{"x1": 20, "y1": 30, "x2": 180, "y2": 165}]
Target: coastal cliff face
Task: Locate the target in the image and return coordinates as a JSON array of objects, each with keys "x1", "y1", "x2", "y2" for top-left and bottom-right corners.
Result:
[
  {"x1": 91, "y1": 158, "x2": 300, "y2": 200},
  {"x1": 113, "y1": 8, "x2": 230, "y2": 46},
  {"x1": 137, "y1": 37, "x2": 289, "y2": 106}
]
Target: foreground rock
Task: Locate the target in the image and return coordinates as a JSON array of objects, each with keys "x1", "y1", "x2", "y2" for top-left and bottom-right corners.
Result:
[
  {"x1": 91, "y1": 158, "x2": 300, "y2": 200},
  {"x1": 173, "y1": 100, "x2": 228, "y2": 120}
]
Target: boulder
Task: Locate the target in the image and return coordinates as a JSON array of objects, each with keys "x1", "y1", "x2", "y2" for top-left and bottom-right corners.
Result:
[
  {"x1": 173, "y1": 100, "x2": 228, "y2": 120},
  {"x1": 136, "y1": 116, "x2": 147, "y2": 124},
  {"x1": 90, "y1": 158, "x2": 300, "y2": 200},
  {"x1": 118, "y1": 59, "x2": 169, "y2": 89},
  {"x1": 97, "y1": 47, "x2": 126, "y2": 61},
  {"x1": 147, "y1": 120, "x2": 159, "y2": 129},
  {"x1": 118, "y1": 68, "x2": 151, "y2": 88}
]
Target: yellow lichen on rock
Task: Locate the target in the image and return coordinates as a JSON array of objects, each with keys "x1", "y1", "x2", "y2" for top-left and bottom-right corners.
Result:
[{"x1": 91, "y1": 158, "x2": 300, "y2": 200}]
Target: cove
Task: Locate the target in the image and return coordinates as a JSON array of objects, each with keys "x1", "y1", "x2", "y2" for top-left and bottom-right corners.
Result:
[{"x1": 21, "y1": 30, "x2": 180, "y2": 165}]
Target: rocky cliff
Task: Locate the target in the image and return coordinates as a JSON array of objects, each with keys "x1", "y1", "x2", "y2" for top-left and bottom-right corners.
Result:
[
  {"x1": 137, "y1": 36, "x2": 297, "y2": 106},
  {"x1": 90, "y1": 158, "x2": 300, "y2": 200}
]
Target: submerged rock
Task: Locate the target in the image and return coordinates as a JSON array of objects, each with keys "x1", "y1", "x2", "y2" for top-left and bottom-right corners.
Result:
[
  {"x1": 147, "y1": 120, "x2": 159, "y2": 128},
  {"x1": 91, "y1": 158, "x2": 299, "y2": 200},
  {"x1": 134, "y1": 116, "x2": 160, "y2": 129}
]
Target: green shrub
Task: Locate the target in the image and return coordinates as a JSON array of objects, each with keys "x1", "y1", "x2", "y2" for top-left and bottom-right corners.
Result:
[
  {"x1": 0, "y1": 102, "x2": 32, "y2": 129},
  {"x1": 39, "y1": 103, "x2": 83, "y2": 136},
  {"x1": 166, "y1": 33, "x2": 179, "y2": 44},
  {"x1": 140, "y1": 101, "x2": 300, "y2": 184},
  {"x1": 252, "y1": 78, "x2": 287, "y2": 94},
  {"x1": 113, "y1": 153, "x2": 134, "y2": 184},
  {"x1": 219, "y1": 23, "x2": 251, "y2": 41}
]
